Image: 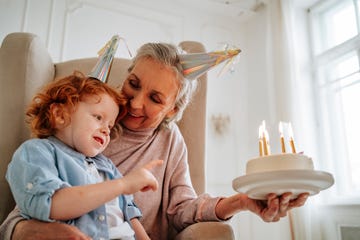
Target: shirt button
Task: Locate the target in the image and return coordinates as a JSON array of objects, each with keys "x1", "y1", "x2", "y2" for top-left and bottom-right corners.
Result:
[
  {"x1": 98, "y1": 215, "x2": 105, "y2": 221},
  {"x1": 26, "y1": 183, "x2": 33, "y2": 190}
]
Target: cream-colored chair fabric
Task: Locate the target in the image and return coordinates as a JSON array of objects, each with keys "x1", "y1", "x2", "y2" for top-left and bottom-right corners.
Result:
[{"x1": 0, "y1": 32, "x2": 234, "y2": 239}]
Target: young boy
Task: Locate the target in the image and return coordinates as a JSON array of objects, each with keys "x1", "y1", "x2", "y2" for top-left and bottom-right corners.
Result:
[{"x1": 6, "y1": 72, "x2": 161, "y2": 240}]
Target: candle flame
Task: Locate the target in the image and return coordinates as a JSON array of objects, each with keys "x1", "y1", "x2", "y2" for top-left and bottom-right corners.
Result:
[
  {"x1": 278, "y1": 122, "x2": 284, "y2": 136},
  {"x1": 258, "y1": 126, "x2": 263, "y2": 138},
  {"x1": 262, "y1": 120, "x2": 266, "y2": 130},
  {"x1": 288, "y1": 122, "x2": 294, "y2": 139}
]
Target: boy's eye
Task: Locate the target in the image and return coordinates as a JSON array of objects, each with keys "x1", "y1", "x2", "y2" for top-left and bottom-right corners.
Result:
[{"x1": 94, "y1": 114, "x2": 102, "y2": 121}]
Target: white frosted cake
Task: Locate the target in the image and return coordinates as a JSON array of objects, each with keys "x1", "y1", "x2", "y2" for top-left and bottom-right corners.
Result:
[{"x1": 246, "y1": 153, "x2": 314, "y2": 174}]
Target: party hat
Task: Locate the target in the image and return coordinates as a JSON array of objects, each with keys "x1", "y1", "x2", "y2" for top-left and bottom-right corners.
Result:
[
  {"x1": 88, "y1": 35, "x2": 121, "y2": 83},
  {"x1": 179, "y1": 48, "x2": 241, "y2": 80}
]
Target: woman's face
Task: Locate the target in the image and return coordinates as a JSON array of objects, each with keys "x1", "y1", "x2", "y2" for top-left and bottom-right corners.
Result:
[{"x1": 121, "y1": 58, "x2": 179, "y2": 130}]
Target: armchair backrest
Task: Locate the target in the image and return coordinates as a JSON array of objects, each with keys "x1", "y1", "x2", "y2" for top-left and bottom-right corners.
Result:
[{"x1": 0, "y1": 32, "x2": 207, "y2": 223}]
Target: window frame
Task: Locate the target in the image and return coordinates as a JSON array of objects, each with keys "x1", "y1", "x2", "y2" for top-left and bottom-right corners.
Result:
[{"x1": 308, "y1": 0, "x2": 360, "y2": 203}]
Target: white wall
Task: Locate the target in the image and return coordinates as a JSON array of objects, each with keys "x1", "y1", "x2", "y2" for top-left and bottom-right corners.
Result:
[{"x1": 0, "y1": 0, "x2": 307, "y2": 239}]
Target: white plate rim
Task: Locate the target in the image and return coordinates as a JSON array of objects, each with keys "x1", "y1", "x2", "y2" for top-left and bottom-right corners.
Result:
[{"x1": 232, "y1": 169, "x2": 334, "y2": 200}]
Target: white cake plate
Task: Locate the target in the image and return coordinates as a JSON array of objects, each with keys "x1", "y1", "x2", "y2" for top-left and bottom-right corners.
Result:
[{"x1": 232, "y1": 170, "x2": 334, "y2": 200}]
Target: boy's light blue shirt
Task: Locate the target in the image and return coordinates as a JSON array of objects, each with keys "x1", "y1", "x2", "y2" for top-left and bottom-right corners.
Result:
[{"x1": 6, "y1": 136, "x2": 142, "y2": 240}]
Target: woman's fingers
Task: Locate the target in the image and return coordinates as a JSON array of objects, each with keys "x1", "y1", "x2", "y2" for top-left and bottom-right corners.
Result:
[
  {"x1": 289, "y1": 192, "x2": 309, "y2": 208},
  {"x1": 257, "y1": 192, "x2": 309, "y2": 223},
  {"x1": 279, "y1": 192, "x2": 292, "y2": 217},
  {"x1": 261, "y1": 193, "x2": 279, "y2": 222}
]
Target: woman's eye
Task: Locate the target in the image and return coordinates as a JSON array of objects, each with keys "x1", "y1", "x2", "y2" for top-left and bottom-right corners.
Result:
[
  {"x1": 151, "y1": 95, "x2": 161, "y2": 104},
  {"x1": 94, "y1": 115, "x2": 102, "y2": 121},
  {"x1": 129, "y1": 79, "x2": 139, "y2": 89}
]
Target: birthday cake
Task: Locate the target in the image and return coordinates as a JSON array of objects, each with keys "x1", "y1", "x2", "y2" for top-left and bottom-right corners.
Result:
[
  {"x1": 232, "y1": 121, "x2": 334, "y2": 200},
  {"x1": 246, "y1": 153, "x2": 314, "y2": 174},
  {"x1": 246, "y1": 121, "x2": 315, "y2": 174}
]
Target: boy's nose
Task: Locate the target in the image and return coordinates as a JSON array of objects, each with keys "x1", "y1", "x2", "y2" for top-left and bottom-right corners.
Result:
[{"x1": 101, "y1": 126, "x2": 110, "y2": 136}]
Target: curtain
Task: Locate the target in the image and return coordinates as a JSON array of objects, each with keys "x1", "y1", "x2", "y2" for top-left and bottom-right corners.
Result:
[{"x1": 264, "y1": 0, "x2": 316, "y2": 239}]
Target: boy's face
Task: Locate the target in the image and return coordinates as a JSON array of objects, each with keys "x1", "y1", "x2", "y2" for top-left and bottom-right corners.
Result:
[{"x1": 55, "y1": 93, "x2": 119, "y2": 157}]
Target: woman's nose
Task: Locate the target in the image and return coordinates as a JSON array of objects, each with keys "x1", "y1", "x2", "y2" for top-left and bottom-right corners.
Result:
[{"x1": 130, "y1": 93, "x2": 144, "y2": 109}]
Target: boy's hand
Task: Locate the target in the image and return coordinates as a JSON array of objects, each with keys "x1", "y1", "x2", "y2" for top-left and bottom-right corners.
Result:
[{"x1": 120, "y1": 160, "x2": 163, "y2": 194}]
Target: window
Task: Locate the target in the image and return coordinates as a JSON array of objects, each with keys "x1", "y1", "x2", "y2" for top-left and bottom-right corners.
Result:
[{"x1": 309, "y1": 0, "x2": 360, "y2": 199}]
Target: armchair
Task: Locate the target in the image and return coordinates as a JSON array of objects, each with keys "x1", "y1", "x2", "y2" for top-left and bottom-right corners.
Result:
[{"x1": 0, "y1": 32, "x2": 234, "y2": 239}]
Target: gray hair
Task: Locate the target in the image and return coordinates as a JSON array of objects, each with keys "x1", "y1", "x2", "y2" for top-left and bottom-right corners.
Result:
[{"x1": 128, "y1": 43, "x2": 198, "y2": 128}]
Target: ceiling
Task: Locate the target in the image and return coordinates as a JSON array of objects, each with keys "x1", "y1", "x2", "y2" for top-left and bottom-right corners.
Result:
[
  {"x1": 177, "y1": 0, "x2": 262, "y2": 20},
  {"x1": 121, "y1": 0, "x2": 319, "y2": 22},
  {"x1": 175, "y1": 0, "x2": 319, "y2": 20}
]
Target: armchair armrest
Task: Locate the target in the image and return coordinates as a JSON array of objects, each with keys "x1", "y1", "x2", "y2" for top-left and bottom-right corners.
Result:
[{"x1": 174, "y1": 222, "x2": 234, "y2": 240}]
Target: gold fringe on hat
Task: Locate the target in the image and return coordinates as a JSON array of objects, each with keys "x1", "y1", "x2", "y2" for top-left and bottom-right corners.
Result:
[{"x1": 179, "y1": 48, "x2": 241, "y2": 80}]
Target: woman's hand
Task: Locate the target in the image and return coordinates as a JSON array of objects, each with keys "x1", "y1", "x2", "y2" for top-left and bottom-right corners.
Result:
[
  {"x1": 246, "y1": 192, "x2": 309, "y2": 222},
  {"x1": 12, "y1": 219, "x2": 91, "y2": 240},
  {"x1": 215, "y1": 192, "x2": 309, "y2": 222}
]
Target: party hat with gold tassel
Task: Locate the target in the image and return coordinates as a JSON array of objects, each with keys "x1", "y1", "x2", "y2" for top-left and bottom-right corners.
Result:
[
  {"x1": 179, "y1": 48, "x2": 241, "y2": 80},
  {"x1": 88, "y1": 35, "x2": 121, "y2": 83}
]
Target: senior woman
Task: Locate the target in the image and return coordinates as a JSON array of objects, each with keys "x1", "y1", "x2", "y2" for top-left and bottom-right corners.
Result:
[{"x1": 0, "y1": 43, "x2": 308, "y2": 240}]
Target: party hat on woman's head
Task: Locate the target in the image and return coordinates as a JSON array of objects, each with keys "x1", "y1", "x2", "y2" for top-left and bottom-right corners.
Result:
[
  {"x1": 88, "y1": 35, "x2": 121, "y2": 83},
  {"x1": 179, "y1": 48, "x2": 241, "y2": 80}
]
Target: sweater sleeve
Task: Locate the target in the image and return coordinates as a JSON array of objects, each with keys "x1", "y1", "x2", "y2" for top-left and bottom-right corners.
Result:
[{"x1": 166, "y1": 126, "x2": 224, "y2": 231}]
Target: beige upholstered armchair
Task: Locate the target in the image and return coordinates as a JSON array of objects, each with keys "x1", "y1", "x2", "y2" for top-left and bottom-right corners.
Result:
[{"x1": 0, "y1": 32, "x2": 234, "y2": 239}]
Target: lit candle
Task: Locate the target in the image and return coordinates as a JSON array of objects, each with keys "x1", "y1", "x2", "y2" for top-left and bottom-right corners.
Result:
[
  {"x1": 279, "y1": 122, "x2": 286, "y2": 153},
  {"x1": 261, "y1": 120, "x2": 269, "y2": 155},
  {"x1": 264, "y1": 129, "x2": 271, "y2": 155},
  {"x1": 258, "y1": 126, "x2": 264, "y2": 156},
  {"x1": 288, "y1": 123, "x2": 296, "y2": 153}
]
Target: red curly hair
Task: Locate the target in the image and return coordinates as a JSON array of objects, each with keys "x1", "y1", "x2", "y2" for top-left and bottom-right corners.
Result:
[{"x1": 26, "y1": 71, "x2": 127, "y2": 138}]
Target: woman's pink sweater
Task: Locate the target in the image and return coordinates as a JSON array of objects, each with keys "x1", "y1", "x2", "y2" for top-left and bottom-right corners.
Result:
[{"x1": 104, "y1": 124, "x2": 222, "y2": 239}]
